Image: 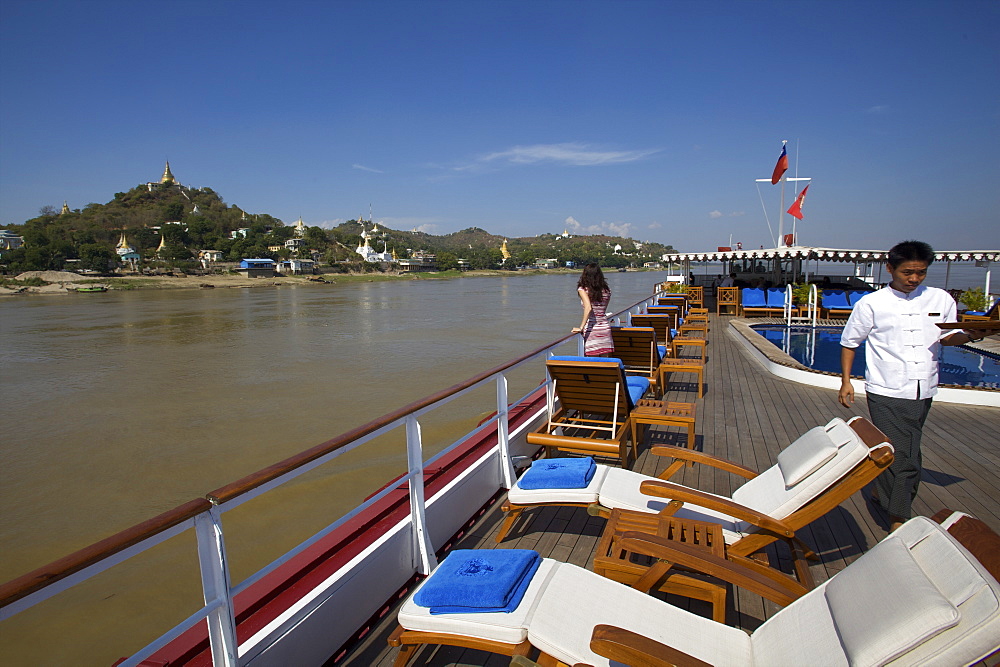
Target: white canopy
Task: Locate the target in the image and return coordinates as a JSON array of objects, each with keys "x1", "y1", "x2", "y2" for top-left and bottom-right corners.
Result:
[{"x1": 663, "y1": 245, "x2": 1000, "y2": 264}]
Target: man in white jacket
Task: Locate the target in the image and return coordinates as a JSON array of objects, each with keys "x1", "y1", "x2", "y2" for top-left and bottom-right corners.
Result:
[{"x1": 839, "y1": 240, "x2": 1000, "y2": 531}]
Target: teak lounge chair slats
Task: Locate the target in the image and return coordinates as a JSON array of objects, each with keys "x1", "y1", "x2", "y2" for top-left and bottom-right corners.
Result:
[
  {"x1": 497, "y1": 416, "x2": 891, "y2": 555},
  {"x1": 524, "y1": 356, "x2": 649, "y2": 469}
]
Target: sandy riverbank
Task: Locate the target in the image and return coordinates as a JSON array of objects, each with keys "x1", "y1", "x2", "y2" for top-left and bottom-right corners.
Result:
[{"x1": 0, "y1": 267, "x2": 600, "y2": 296}]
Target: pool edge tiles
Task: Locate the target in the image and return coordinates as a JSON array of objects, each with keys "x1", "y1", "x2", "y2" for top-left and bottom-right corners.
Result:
[{"x1": 727, "y1": 319, "x2": 1000, "y2": 408}]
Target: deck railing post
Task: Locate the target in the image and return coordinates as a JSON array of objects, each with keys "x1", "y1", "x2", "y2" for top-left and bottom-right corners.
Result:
[
  {"x1": 194, "y1": 507, "x2": 238, "y2": 667},
  {"x1": 405, "y1": 415, "x2": 437, "y2": 575},
  {"x1": 496, "y1": 373, "x2": 515, "y2": 489}
]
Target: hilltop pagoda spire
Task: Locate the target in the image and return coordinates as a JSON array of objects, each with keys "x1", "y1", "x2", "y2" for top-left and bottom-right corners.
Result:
[
  {"x1": 60, "y1": 201, "x2": 70, "y2": 215},
  {"x1": 161, "y1": 161, "x2": 175, "y2": 184}
]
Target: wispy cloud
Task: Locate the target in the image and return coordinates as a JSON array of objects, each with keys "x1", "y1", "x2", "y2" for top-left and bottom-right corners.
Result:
[
  {"x1": 709, "y1": 210, "x2": 745, "y2": 219},
  {"x1": 479, "y1": 142, "x2": 659, "y2": 167},
  {"x1": 411, "y1": 223, "x2": 440, "y2": 234},
  {"x1": 647, "y1": 222, "x2": 662, "y2": 229},
  {"x1": 709, "y1": 210, "x2": 723, "y2": 219},
  {"x1": 865, "y1": 105, "x2": 889, "y2": 114},
  {"x1": 449, "y1": 143, "x2": 659, "y2": 173},
  {"x1": 565, "y1": 215, "x2": 634, "y2": 238},
  {"x1": 352, "y1": 164, "x2": 384, "y2": 173}
]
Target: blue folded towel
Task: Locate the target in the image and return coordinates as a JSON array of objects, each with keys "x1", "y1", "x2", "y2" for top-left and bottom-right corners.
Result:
[
  {"x1": 414, "y1": 549, "x2": 542, "y2": 614},
  {"x1": 518, "y1": 457, "x2": 597, "y2": 489}
]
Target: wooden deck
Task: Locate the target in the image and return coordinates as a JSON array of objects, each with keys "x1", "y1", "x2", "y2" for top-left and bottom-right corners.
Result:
[{"x1": 340, "y1": 309, "x2": 1000, "y2": 667}]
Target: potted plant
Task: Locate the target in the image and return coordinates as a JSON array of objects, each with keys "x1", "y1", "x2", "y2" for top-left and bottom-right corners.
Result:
[
  {"x1": 665, "y1": 282, "x2": 687, "y2": 294},
  {"x1": 958, "y1": 287, "x2": 989, "y2": 313},
  {"x1": 791, "y1": 282, "x2": 812, "y2": 306}
]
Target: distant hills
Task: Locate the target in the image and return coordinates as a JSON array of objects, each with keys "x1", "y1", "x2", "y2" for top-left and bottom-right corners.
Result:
[{"x1": 0, "y1": 171, "x2": 675, "y2": 273}]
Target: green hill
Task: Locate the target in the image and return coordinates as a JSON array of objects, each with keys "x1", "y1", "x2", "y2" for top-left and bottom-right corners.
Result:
[{"x1": 1, "y1": 178, "x2": 674, "y2": 273}]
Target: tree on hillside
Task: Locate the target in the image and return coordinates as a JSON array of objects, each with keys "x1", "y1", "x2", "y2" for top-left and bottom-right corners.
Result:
[
  {"x1": 436, "y1": 251, "x2": 459, "y2": 271},
  {"x1": 79, "y1": 243, "x2": 115, "y2": 273}
]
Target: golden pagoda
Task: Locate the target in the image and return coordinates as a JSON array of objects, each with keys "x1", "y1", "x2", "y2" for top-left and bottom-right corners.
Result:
[
  {"x1": 117, "y1": 232, "x2": 130, "y2": 250},
  {"x1": 161, "y1": 161, "x2": 175, "y2": 184},
  {"x1": 60, "y1": 201, "x2": 70, "y2": 215},
  {"x1": 156, "y1": 233, "x2": 168, "y2": 256},
  {"x1": 501, "y1": 239, "x2": 512, "y2": 261}
]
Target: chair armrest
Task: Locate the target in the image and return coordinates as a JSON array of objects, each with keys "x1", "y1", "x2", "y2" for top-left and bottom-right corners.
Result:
[
  {"x1": 619, "y1": 531, "x2": 808, "y2": 606},
  {"x1": 638, "y1": 480, "x2": 794, "y2": 537},
  {"x1": 650, "y1": 445, "x2": 758, "y2": 479},
  {"x1": 588, "y1": 624, "x2": 711, "y2": 667}
]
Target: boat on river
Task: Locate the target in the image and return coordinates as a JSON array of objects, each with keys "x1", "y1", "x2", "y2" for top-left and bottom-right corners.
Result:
[{"x1": 2, "y1": 282, "x2": 999, "y2": 666}]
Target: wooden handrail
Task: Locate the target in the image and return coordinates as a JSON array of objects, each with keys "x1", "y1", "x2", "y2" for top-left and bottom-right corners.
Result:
[{"x1": 0, "y1": 498, "x2": 212, "y2": 609}]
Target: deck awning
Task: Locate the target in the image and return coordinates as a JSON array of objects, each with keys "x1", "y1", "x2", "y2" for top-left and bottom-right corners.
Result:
[{"x1": 663, "y1": 246, "x2": 1000, "y2": 264}]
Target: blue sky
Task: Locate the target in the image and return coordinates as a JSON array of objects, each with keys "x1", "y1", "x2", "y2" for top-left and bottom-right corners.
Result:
[{"x1": 1, "y1": 0, "x2": 997, "y2": 251}]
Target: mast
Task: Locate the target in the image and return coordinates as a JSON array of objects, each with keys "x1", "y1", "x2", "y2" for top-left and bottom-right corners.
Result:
[{"x1": 755, "y1": 140, "x2": 810, "y2": 247}]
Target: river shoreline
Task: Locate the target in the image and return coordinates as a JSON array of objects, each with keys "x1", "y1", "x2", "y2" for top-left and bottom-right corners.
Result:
[{"x1": 1, "y1": 266, "x2": 630, "y2": 297}]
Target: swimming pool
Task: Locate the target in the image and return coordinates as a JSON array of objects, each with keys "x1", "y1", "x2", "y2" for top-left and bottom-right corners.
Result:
[{"x1": 752, "y1": 326, "x2": 1000, "y2": 389}]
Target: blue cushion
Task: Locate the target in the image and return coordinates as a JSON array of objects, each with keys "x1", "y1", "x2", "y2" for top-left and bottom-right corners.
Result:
[
  {"x1": 657, "y1": 344, "x2": 668, "y2": 359},
  {"x1": 626, "y1": 376, "x2": 650, "y2": 406},
  {"x1": 848, "y1": 290, "x2": 871, "y2": 306},
  {"x1": 742, "y1": 288, "x2": 766, "y2": 307},
  {"x1": 766, "y1": 288, "x2": 787, "y2": 308},
  {"x1": 822, "y1": 289, "x2": 851, "y2": 309},
  {"x1": 965, "y1": 311, "x2": 985, "y2": 316}
]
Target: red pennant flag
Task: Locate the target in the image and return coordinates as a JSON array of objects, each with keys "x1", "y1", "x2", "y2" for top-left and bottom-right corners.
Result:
[
  {"x1": 787, "y1": 184, "x2": 810, "y2": 220},
  {"x1": 771, "y1": 145, "x2": 788, "y2": 184}
]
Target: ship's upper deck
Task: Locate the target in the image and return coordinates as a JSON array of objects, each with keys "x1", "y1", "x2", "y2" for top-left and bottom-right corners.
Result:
[{"x1": 343, "y1": 300, "x2": 1000, "y2": 667}]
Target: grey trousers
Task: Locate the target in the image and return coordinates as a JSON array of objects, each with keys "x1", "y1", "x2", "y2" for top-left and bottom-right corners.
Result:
[{"x1": 867, "y1": 392, "x2": 933, "y2": 519}]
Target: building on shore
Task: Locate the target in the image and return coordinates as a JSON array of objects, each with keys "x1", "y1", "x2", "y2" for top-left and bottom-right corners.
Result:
[{"x1": 238, "y1": 258, "x2": 276, "y2": 278}]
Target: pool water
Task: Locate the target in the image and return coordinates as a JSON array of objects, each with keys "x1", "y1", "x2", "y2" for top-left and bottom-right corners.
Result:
[{"x1": 753, "y1": 326, "x2": 1000, "y2": 389}]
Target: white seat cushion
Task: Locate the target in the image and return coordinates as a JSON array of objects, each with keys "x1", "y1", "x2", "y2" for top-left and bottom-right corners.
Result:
[
  {"x1": 397, "y1": 559, "x2": 558, "y2": 645},
  {"x1": 732, "y1": 418, "x2": 869, "y2": 521},
  {"x1": 750, "y1": 579, "x2": 848, "y2": 666},
  {"x1": 528, "y1": 561, "x2": 752, "y2": 667}
]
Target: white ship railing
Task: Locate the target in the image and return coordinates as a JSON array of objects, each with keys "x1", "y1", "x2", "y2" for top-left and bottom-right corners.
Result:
[{"x1": 0, "y1": 292, "x2": 661, "y2": 666}]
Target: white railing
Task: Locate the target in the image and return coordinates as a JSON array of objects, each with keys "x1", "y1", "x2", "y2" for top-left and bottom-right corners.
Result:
[
  {"x1": 0, "y1": 292, "x2": 661, "y2": 666},
  {"x1": 783, "y1": 284, "x2": 818, "y2": 326}
]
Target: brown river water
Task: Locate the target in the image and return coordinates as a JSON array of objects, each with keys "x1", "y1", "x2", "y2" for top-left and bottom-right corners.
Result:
[{"x1": 0, "y1": 271, "x2": 661, "y2": 664}]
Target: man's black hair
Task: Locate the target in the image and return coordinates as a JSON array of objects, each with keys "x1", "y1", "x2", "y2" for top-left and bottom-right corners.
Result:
[{"x1": 888, "y1": 240, "x2": 935, "y2": 268}]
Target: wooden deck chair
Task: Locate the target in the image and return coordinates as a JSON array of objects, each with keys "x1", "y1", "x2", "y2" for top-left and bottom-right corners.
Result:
[
  {"x1": 621, "y1": 317, "x2": 705, "y2": 396},
  {"x1": 686, "y1": 285, "x2": 704, "y2": 308},
  {"x1": 961, "y1": 297, "x2": 1000, "y2": 322},
  {"x1": 389, "y1": 512, "x2": 1000, "y2": 667},
  {"x1": 647, "y1": 304, "x2": 681, "y2": 330},
  {"x1": 716, "y1": 286, "x2": 739, "y2": 315},
  {"x1": 525, "y1": 356, "x2": 650, "y2": 469},
  {"x1": 610, "y1": 327, "x2": 662, "y2": 392},
  {"x1": 629, "y1": 314, "x2": 675, "y2": 355},
  {"x1": 496, "y1": 415, "x2": 891, "y2": 563}
]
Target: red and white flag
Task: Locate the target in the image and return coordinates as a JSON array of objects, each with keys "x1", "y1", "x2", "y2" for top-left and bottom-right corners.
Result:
[
  {"x1": 771, "y1": 145, "x2": 788, "y2": 185},
  {"x1": 786, "y1": 184, "x2": 810, "y2": 220}
]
